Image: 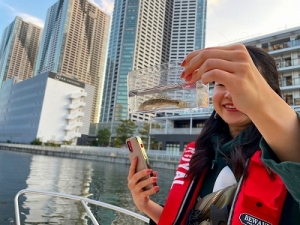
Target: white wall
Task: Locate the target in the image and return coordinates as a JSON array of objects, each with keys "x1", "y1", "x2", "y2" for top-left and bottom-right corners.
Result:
[
  {"x1": 0, "y1": 71, "x2": 92, "y2": 144},
  {"x1": 37, "y1": 78, "x2": 85, "y2": 143}
]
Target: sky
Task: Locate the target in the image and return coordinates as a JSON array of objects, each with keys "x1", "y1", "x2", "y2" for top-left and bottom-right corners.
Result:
[{"x1": 0, "y1": 0, "x2": 299, "y2": 47}]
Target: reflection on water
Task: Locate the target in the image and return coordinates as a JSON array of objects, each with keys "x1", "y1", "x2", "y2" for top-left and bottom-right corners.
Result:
[
  {"x1": 0, "y1": 150, "x2": 175, "y2": 225},
  {"x1": 23, "y1": 154, "x2": 93, "y2": 224}
]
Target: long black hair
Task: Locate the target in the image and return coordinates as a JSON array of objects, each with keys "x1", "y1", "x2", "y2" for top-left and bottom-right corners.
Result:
[{"x1": 188, "y1": 45, "x2": 281, "y2": 179}]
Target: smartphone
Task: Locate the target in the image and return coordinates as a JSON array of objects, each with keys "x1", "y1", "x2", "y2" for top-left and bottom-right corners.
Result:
[{"x1": 126, "y1": 136, "x2": 157, "y2": 190}]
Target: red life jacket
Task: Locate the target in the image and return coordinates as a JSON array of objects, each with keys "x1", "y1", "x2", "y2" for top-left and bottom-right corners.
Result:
[{"x1": 158, "y1": 142, "x2": 287, "y2": 225}]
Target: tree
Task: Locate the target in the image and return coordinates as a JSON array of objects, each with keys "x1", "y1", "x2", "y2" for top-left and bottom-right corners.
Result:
[
  {"x1": 30, "y1": 138, "x2": 42, "y2": 145},
  {"x1": 97, "y1": 128, "x2": 111, "y2": 146},
  {"x1": 138, "y1": 122, "x2": 161, "y2": 150},
  {"x1": 115, "y1": 120, "x2": 137, "y2": 147},
  {"x1": 138, "y1": 123, "x2": 150, "y2": 145}
]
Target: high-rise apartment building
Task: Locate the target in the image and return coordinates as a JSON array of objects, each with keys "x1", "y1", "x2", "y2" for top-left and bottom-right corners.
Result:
[
  {"x1": 100, "y1": 0, "x2": 173, "y2": 126},
  {"x1": 35, "y1": 0, "x2": 110, "y2": 123},
  {"x1": 100, "y1": 0, "x2": 207, "y2": 124},
  {"x1": 170, "y1": 0, "x2": 207, "y2": 61},
  {"x1": 0, "y1": 16, "x2": 42, "y2": 87}
]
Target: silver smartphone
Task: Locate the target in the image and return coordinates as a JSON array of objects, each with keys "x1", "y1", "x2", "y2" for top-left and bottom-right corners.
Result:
[{"x1": 126, "y1": 136, "x2": 157, "y2": 190}]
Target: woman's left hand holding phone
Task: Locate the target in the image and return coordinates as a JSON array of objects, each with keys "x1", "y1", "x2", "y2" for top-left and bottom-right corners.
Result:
[{"x1": 127, "y1": 157, "x2": 163, "y2": 223}]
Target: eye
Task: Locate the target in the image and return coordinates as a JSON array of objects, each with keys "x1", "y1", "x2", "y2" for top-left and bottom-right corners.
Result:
[{"x1": 215, "y1": 82, "x2": 224, "y2": 87}]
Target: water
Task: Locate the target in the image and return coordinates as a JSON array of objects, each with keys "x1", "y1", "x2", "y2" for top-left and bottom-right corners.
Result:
[{"x1": 0, "y1": 150, "x2": 176, "y2": 225}]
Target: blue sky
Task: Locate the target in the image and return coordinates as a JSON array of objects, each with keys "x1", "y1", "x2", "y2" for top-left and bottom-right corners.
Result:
[
  {"x1": 0, "y1": 0, "x2": 114, "y2": 38},
  {"x1": 0, "y1": 0, "x2": 299, "y2": 47}
]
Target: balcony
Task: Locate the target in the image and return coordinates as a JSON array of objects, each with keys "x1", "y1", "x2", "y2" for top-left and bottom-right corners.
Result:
[
  {"x1": 69, "y1": 92, "x2": 87, "y2": 99},
  {"x1": 280, "y1": 77, "x2": 300, "y2": 91},
  {"x1": 64, "y1": 122, "x2": 83, "y2": 131},
  {"x1": 276, "y1": 58, "x2": 300, "y2": 72},
  {"x1": 67, "y1": 102, "x2": 86, "y2": 109},
  {"x1": 66, "y1": 112, "x2": 85, "y2": 120},
  {"x1": 151, "y1": 127, "x2": 202, "y2": 135},
  {"x1": 263, "y1": 39, "x2": 300, "y2": 53}
]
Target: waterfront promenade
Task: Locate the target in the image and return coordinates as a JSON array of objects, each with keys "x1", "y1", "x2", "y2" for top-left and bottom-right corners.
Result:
[{"x1": 0, "y1": 143, "x2": 181, "y2": 170}]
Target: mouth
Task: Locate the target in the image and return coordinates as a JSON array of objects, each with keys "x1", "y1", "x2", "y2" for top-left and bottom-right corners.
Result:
[{"x1": 223, "y1": 104, "x2": 237, "y2": 110}]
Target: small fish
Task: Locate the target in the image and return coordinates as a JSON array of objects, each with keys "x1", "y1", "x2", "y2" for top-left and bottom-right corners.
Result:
[{"x1": 138, "y1": 96, "x2": 188, "y2": 111}]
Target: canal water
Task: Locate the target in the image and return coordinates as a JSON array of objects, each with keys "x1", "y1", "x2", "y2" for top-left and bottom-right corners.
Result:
[{"x1": 0, "y1": 150, "x2": 176, "y2": 225}]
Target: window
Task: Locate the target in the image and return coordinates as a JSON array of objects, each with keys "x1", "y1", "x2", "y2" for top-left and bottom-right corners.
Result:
[
  {"x1": 286, "y1": 76, "x2": 293, "y2": 86},
  {"x1": 284, "y1": 57, "x2": 291, "y2": 67},
  {"x1": 166, "y1": 142, "x2": 180, "y2": 152},
  {"x1": 284, "y1": 93, "x2": 293, "y2": 105}
]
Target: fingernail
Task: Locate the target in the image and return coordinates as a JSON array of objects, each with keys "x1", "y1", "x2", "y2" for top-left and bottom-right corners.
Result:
[
  {"x1": 146, "y1": 169, "x2": 152, "y2": 174},
  {"x1": 181, "y1": 59, "x2": 187, "y2": 67},
  {"x1": 180, "y1": 70, "x2": 185, "y2": 78}
]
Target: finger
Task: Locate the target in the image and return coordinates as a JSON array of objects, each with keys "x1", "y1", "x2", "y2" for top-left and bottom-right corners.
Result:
[
  {"x1": 185, "y1": 59, "x2": 249, "y2": 84},
  {"x1": 152, "y1": 171, "x2": 158, "y2": 177},
  {"x1": 135, "y1": 176, "x2": 158, "y2": 192},
  {"x1": 128, "y1": 169, "x2": 153, "y2": 189},
  {"x1": 182, "y1": 44, "x2": 247, "y2": 67},
  {"x1": 144, "y1": 185, "x2": 160, "y2": 196},
  {"x1": 138, "y1": 185, "x2": 160, "y2": 198},
  {"x1": 182, "y1": 49, "x2": 249, "y2": 81}
]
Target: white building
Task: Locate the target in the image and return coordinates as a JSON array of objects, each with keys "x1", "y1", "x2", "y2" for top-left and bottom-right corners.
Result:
[
  {"x1": 0, "y1": 71, "x2": 94, "y2": 145},
  {"x1": 241, "y1": 26, "x2": 300, "y2": 107}
]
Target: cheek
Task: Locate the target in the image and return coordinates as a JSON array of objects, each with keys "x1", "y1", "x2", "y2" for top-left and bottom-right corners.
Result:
[{"x1": 212, "y1": 91, "x2": 222, "y2": 105}]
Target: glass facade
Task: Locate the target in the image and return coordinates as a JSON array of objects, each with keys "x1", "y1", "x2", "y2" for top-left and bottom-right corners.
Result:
[
  {"x1": 100, "y1": 0, "x2": 207, "y2": 126},
  {"x1": 195, "y1": 0, "x2": 207, "y2": 50},
  {"x1": 115, "y1": 0, "x2": 139, "y2": 121},
  {"x1": 101, "y1": 0, "x2": 127, "y2": 123}
]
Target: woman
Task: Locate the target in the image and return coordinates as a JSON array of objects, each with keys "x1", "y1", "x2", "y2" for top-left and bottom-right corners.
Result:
[{"x1": 127, "y1": 44, "x2": 300, "y2": 224}]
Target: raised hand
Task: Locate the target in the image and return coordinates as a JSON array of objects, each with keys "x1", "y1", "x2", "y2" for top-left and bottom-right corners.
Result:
[{"x1": 181, "y1": 44, "x2": 273, "y2": 115}]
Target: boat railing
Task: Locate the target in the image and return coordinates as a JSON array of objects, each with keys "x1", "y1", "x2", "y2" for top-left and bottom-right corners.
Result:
[{"x1": 14, "y1": 189, "x2": 149, "y2": 225}]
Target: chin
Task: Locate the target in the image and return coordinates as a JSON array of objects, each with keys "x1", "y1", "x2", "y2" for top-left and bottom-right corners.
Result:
[{"x1": 224, "y1": 118, "x2": 251, "y2": 127}]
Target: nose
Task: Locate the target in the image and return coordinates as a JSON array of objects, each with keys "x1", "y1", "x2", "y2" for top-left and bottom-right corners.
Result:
[{"x1": 224, "y1": 90, "x2": 232, "y2": 99}]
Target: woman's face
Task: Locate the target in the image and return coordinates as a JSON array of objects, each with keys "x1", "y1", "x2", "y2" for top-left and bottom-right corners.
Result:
[{"x1": 212, "y1": 82, "x2": 252, "y2": 137}]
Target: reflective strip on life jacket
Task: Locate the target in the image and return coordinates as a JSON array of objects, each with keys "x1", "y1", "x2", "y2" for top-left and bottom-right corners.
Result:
[
  {"x1": 158, "y1": 142, "x2": 205, "y2": 225},
  {"x1": 229, "y1": 150, "x2": 287, "y2": 225}
]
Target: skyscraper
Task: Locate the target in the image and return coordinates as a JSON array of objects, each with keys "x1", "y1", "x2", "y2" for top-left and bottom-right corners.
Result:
[
  {"x1": 166, "y1": 0, "x2": 207, "y2": 85},
  {"x1": 0, "y1": 16, "x2": 42, "y2": 87},
  {"x1": 100, "y1": 0, "x2": 174, "y2": 125},
  {"x1": 100, "y1": 0, "x2": 207, "y2": 125},
  {"x1": 170, "y1": 0, "x2": 207, "y2": 61},
  {"x1": 35, "y1": 0, "x2": 110, "y2": 123}
]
